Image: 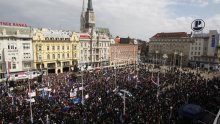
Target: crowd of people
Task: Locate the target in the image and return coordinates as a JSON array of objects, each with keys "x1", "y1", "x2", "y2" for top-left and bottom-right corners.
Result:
[{"x1": 0, "y1": 64, "x2": 219, "y2": 123}]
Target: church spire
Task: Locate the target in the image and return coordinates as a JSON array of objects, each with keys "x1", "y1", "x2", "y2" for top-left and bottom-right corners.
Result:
[
  {"x1": 82, "y1": 0, "x2": 85, "y2": 12},
  {"x1": 87, "y1": 0, "x2": 93, "y2": 11}
]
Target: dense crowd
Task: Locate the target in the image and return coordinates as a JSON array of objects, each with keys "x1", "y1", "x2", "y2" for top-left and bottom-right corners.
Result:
[{"x1": 0, "y1": 64, "x2": 219, "y2": 123}]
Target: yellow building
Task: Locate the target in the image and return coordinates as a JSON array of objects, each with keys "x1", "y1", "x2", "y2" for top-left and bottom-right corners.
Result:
[{"x1": 32, "y1": 28, "x2": 79, "y2": 74}]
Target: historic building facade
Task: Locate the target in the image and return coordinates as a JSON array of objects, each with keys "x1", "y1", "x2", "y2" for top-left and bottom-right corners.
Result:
[
  {"x1": 32, "y1": 28, "x2": 79, "y2": 74},
  {"x1": 148, "y1": 32, "x2": 194, "y2": 67},
  {"x1": 110, "y1": 37, "x2": 138, "y2": 66},
  {"x1": 78, "y1": 32, "x2": 111, "y2": 68},
  {"x1": 0, "y1": 23, "x2": 33, "y2": 79},
  {"x1": 190, "y1": 30, "x2": 220, "y2": 70}
]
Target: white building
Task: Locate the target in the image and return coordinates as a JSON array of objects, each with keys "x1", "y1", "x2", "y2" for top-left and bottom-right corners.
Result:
[
  {"x1": 78, "y1": 32, "x2": 111, "y2": 69},
  {"x1": 0, "y1": 23, "x2": 33, "y2": 79},
  {"x1": 190, "y1": 30, "x2": 220, "y2": 69}
]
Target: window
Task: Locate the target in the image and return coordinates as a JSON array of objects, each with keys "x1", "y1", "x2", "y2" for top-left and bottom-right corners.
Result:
[
  {"x1": 58, "y1": 54, "x2": 60, "y2": 59},
  {"x1": 67, "y1": 46, "x2": 69, "y2": 50},
  {"x1": 12, "y1": 63, "x2": 16, "y2": 69},
  {"x1": 195, "y1": 52, "x2": 197, "y2": 55},
  {"x1": 24, "y1": 62, "x2": 31, "y2": 68},
  {"x1": 53, "y1": 54, "x2": 55, "y2": 59},
  {"x1": 74, "y1": 53, "x2": 76, "y2": 58},
  {"x1": 67, "y1": 53, "x2": 69, "y2": 58},
  {"x1": 47, "y1": 54, "x2": 50, "y2": 60},
  {"x1": 195, "y1": 47, "x2": 197, "y2": 50},
  {"x1": 12, "y1": 57, "x2": 16, "y2": 61},
  {"x1": 38, "y1": 55, "x2": 42, "y2": 60},
  {"x1": 74, "y1": 45, "x2": 77, "y2": 50},
  {"x1": 8, "y1": 45, "x2": 10, "y2": 49},
  {"x1": 23, "y1": 43, "x2": 30, "y2": 50},
  {"x1": 52, "y1": 46, "x2": 55, "y2": 50},
  {"x1": 81, "y1": 50, "x2": 83, "y2": 54},
  {"x1": 62, "y1": 46, "x2": 64, "y2": 50},
  {"x1": 57, "y1": 46, "x2": 60, "y2": 50},
  {"x1": 62, "y1": 53, "x2": 65, "y2": 58},
  {"x1": 198, "y1": 52, "x2": 200, "y2": 55},
  {"x1": 47, "y1": 46, "x2": 50, "y2": 50},
  {"x1": 0, "y1": 54, "x2": 1, "y2": 60},
  {"x1": 199, "y1": 47, "x2": 200, "y2": 50},
  {"x1": 39, "y1": 46, "x2": 42, "y2": 51}
]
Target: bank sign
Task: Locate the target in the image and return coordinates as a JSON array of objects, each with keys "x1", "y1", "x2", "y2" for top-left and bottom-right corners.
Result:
[
  {"x1": 191, "y1": 19, "x2": 205, "y2": 32},
  {"x1": 0, "y1": 22, "x2": 28, "y2": 27}
]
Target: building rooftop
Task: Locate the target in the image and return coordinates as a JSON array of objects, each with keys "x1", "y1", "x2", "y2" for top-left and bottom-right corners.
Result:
[
  {"x1": 151, "y1": 32, "x2": 189, "y2": 39},
  {"x1": 192, "y1": 33, "x2": 210, "y2": 38},
  {"x1": 0, "y1": 25, "x2": 32, "y2": 37},
  {"x1": 38, "y1": 28, "x2": 71, "y2": 39},
  {"x1": 77, "y1": 33, "x2": 91, "y2": 39}
]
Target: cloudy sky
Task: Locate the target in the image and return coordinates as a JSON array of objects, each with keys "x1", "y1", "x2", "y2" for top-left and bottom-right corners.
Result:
[{"x1": 0, "y1": 0, "x2": 220, "y2": 40}]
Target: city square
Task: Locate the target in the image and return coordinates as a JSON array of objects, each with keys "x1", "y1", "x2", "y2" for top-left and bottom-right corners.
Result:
[{"x1": 0, "y1": 0, "x2": 220, "y2": 123}]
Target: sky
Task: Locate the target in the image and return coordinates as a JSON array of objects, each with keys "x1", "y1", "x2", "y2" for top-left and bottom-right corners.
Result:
[{"x1": 0, "y1": 0, "x2": 220, "y2": 40}]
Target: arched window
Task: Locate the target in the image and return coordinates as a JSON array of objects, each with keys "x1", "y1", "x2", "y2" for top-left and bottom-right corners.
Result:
[{"x1": 47, "y1": 54, "x2": 50, "y2": 60}]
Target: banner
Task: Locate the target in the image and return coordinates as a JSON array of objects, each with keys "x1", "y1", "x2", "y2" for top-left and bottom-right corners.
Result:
[{"x1": 211, "y1": 35, "x2": 216, "y2": 47}]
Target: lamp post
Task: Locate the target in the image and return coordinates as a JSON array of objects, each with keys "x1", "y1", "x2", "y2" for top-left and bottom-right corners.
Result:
[
  {"x1": 186, "y1": 93, "x2": 189, "y2": 103},
  {"x1": 179, "y1": 52, "x2": 183, "y2": 70},
  {"x1": 81, "y1": 71, "x2": 84, "y2": 105},
  {"x1": 173, "y1": 51, "x2": 178, "y2": 71},
  {"x1": 179, "y1": 52, "x2": 183, "y2": 85},
  {"x1": 114, "y1": 60, "x2": 117, "y2": 89},
  {"x1": 28, "y1": 79, "x2": 33, "y2": 123},
  {"x1": 123, "y1": 92, "x2": 126, "y2": 115},
  {"x1": 163, "y1": 54, "x2": 168, "y2": 77},
  {"x1": 155, "y1": 50, "x2": 159, "y2": 65},
  {"x1": 169, "y1": 106, "x2": 173, "y2": 123}
]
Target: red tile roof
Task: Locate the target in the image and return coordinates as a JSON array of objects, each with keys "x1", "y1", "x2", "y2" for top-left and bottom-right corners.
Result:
[
  {"x1": 151, "y1": 32, "x2": 189, "y2": 39},
  {"x1": 79, "y1": 34, "x2": 91, "y2": 39}
]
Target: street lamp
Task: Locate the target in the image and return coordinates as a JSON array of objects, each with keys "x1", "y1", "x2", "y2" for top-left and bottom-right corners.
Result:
[
  {"x1": 173, "y1": 51, "x2": 178, "y2": 71},
  {"x1": 123, "y1": 92, "x2": 126, "y2": 115},
  {"x1": 81, "y1": 71, "x2": 84, "y2": 105},
  {"x1": 114, "y1": 60, "x2": 117, "y2": 89},
  {"x1": 179, "y1": 52, "x2": 183, "y2": 70},
  {"x1": 28, "y1": 78, "x2": 33, "y2": 123},
  {"x1": 155, "y1": 50, "x2": 159, "y2": 65},
  {"x1": 179, "y1": 52, "x2": 183, "y2": 85},
  {"x1": 163, "y1": 54, "x2": 168, "y2": 77},
  {"x1": 169, "y1": 106, "x2": 173, "y2": 123}
]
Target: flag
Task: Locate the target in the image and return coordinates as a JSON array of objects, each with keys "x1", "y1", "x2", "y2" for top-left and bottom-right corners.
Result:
[
  {"x1": 26, "y1": 98, "x2": 35, "y2": 103},
  {"x1": 71, "y1": 98, "x2": 81, "y2": 104},
  {"x1": 28, "y1": 91, "x2": 36, "y2": 97},
  {"x1": 70, "y1": 89, "x2": 77, "y2": 99}
]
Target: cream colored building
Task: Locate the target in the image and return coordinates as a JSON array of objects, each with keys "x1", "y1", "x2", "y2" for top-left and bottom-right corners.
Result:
[
  {"x1": 148, "y1": 32, "x2": 194, "y2": 67},
  {"x1": 0, "y1": 24, "x2": 33, "y2": 80},
  {"x1": 32, "y1": 28, "x2": 79, "y2": 74}
]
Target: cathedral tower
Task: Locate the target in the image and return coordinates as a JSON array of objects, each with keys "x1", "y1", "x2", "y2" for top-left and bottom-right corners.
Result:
[{"x1": 83, "y1": 0, "x2": 96, "y2": 33}]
